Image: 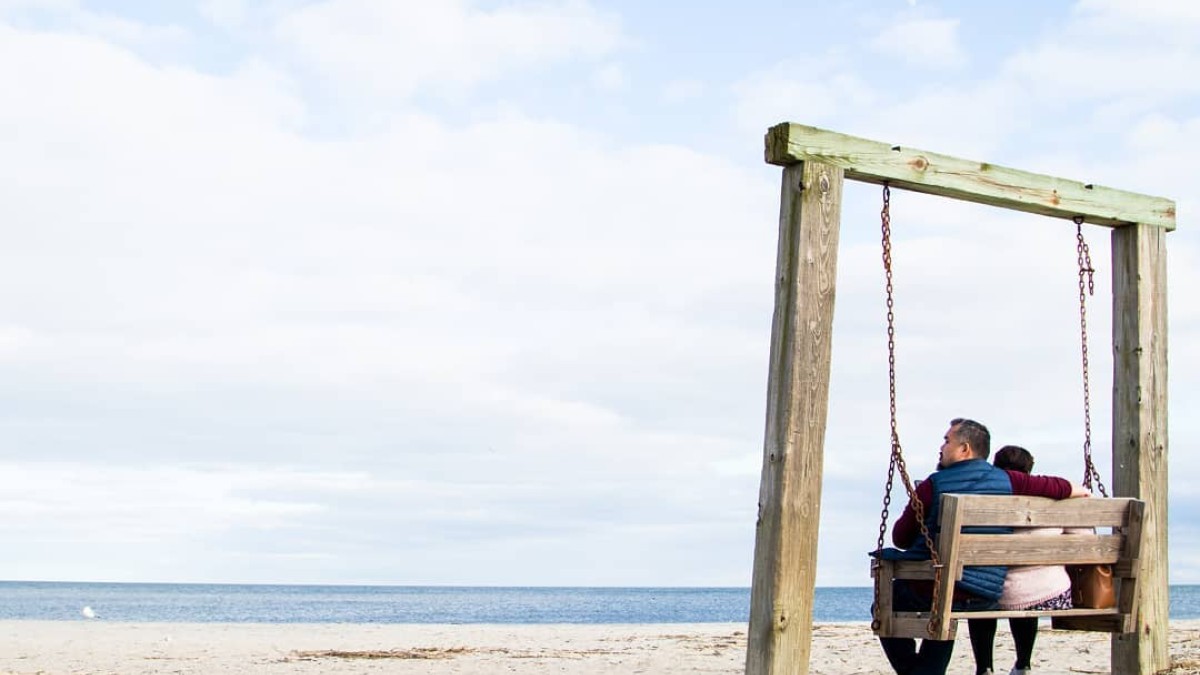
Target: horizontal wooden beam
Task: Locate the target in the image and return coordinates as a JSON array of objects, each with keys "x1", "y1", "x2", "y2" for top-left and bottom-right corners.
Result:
[
  {"x1": 957, "y1": 607, "x2": 1119, "y2": 620},
  {"x1": 957, "y1": 533, "x2": 1122, "y2": 565},
  {"x1": 891, "y1": 560, "x2": 936, "y2": 580},
  {"x1": 765, "y1": 123, "x2": 1176, "y2": 230},
  {"x1": 955, "y1": 495, "x2": 1136, "y2": 528},
  {"x1": 890, "y1": 614, "x2": 958, "y2": 639}
]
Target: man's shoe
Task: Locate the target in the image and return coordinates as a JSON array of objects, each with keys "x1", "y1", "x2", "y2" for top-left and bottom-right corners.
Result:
[{"x1": 1009, "y1": 669, "x2": 1030, "y2": 675}]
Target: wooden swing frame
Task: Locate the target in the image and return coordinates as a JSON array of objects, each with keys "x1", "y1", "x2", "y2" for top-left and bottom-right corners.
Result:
[{"x1": 745, "y1": 123, "x2": 1175, "y2": 675}]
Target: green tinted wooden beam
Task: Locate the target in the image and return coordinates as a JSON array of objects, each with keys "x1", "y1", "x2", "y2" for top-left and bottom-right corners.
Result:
[{"x1": 765, "y1": 123, "x2": 1176, "y2": 230}]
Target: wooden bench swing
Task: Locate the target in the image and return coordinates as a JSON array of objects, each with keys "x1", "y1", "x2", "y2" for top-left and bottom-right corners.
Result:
[
  {"x1": 872, "y1": 493, "x2": 1145, "y2": 640},
  {"x1": 865, "y1": 180, "x2": 1148, "y2": 641}
]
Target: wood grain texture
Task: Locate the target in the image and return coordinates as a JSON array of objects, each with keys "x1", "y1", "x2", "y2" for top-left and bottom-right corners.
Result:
[
  {"x1": 745, "y1": 162, "x2": 843, "y2": 675},
  {"x1": 764, "y1": 123, "x2": 1176, "y2": 230},
  {"x1": 952, "y1": 495, "x2": 1131, "y2": 527},
  {"x1": 932, "y1": 496, "x2": 965, "y2": 639},
  {"x1": 889, "y1": 615, "x2": 958, "y2": 640},
  {"x1": 955, "y1": 534, "x2": 1122, "y2": 565},
  {"x1": 873, "y1": 560, "x2": 895, "y2": 635},
  {"x1": 1111, "y1": 224, "x2": 1170, "y2": 674}
]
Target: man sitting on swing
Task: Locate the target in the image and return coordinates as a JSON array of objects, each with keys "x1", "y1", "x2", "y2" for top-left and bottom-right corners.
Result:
[{"x1": 877, "y1": 417, "x2": 1090, "y2": 675}]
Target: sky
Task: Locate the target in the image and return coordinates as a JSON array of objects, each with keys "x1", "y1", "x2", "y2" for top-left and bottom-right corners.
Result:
[{"x1": 0, "y1": 0, "x2": 1195, "y2": 588}]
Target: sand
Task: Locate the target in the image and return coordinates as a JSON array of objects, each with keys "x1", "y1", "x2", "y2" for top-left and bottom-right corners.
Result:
[{"x1": 0, "y1": 620, "x2": 1197, "y2": 674}]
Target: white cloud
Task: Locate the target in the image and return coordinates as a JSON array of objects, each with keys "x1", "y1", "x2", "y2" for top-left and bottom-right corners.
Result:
[
  {"x1": 71, "y1": 9, "x2": 189, "y2": 47},
  {"x1": 591, "y1": 62, "x2": 626, "y2": 91},
  {"x1": 199, "y1": 0, "x2": 247, "y2": 29},
  {"x1": 730, "y1": 57, "x2": 874, "y2": 135},
  {"x1": 0, "y1": 462, "x2": 354, "y2": 542},
  {"x1": 1004, "y1": 42, "x2": 1200, "y2": 102},
  {"x1": 870, "y1": 17, "x2": 965, "y2": 70},
  {"x1": 274, "y1": 0, "x2": 623, "y2": 99},
  {"x1": 1074, "y1": 0, "x2": 1200, "y2": 37},
  {"x1": 661, "y1": 78, "x2": 704, "y2": 104},
  {"x1": 0, "y1": 1, "x2": 1195, "y2": 589},
  {"x1": 0, "y1": 0, "x2": 77, "y2": 16},
  {"x1": 1001, "y1": 1, "x2": 1200, "y2": 104},
  {"x1": 0, "y1": 7, "x2": 772, "y2": 584},
  {"x1": 0, "y1": 1, "x2": 189, "y2": 50}
]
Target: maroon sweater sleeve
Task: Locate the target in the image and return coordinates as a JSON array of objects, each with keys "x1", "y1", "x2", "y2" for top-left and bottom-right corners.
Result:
[
  {"x1": 892, "y1": 479, "x2": 934, "y2": 547},
  {"x1": 892, "y1": 471, "x2": 1071, "y2": 547},
  {"x1": 1006, "y1": 470, "x2": 1072, "y2": 499}
]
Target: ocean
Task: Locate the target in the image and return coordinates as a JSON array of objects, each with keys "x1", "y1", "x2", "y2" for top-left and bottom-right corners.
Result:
[{"x1": 3, "y1": 582, "x2": 1199, "y2": 624}]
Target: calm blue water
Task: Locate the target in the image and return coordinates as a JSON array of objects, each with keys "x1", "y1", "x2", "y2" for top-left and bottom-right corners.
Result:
[{"x1": 2, "y1": 582, "x2": 1198, "y2": 624}]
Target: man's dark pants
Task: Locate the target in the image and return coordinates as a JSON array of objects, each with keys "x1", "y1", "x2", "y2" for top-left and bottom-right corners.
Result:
[{"x1": 878, "y1": 581, "x2": 999, "y2": 675}]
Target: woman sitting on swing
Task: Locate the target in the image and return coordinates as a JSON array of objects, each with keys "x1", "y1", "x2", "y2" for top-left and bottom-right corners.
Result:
[{"x1": 967, "y1": 445, "x2": 1075, "y2": 675}]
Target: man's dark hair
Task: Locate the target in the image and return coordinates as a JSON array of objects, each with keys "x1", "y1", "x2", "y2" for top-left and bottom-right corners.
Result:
[
  {"x1": 949, "y1": 417, "x2": 991, "y2": 460},
  {"x1": 994, "y1": 445, "x2": 1034, "y2": 473}
]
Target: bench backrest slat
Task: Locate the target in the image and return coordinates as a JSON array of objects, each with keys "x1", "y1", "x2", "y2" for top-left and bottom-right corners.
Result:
[
  {"x1": 952, "y1": 494, "x2": 1131, "y2": 528},
  {"x1": 956, "y1": 533, "x2": 1123, "y2": 566}
]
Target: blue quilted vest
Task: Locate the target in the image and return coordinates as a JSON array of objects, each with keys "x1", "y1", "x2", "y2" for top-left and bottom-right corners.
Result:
[{"x1": 909, "y1": 459, "x2": 1012, "y2": 600}]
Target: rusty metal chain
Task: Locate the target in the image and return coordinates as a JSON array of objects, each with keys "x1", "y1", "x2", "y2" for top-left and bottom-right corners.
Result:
[
  {"x1": 1075, "y1": 218, "x2": 1108, "y2": 497},
  {"x1": 873, "y1": 183, "x2": 943, "y2": 637}
]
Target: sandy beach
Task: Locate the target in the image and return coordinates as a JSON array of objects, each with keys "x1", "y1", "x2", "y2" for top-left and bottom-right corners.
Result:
[{"x1": 0, "y1": 620, "x2": 1197, "y2": 674}]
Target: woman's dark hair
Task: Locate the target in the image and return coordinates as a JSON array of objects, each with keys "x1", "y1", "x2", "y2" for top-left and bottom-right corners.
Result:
[{"x1": 994, "y1": 445, "x2": 1034, "y2": 474}]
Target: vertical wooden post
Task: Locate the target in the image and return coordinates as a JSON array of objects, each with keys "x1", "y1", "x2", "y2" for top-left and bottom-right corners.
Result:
[
  {"x1": 1110, "y1": 223, "x2": 1169, "y2": 675},
  {"x1": 746, "y1": 161, "x2": 843, "y2": 675}
]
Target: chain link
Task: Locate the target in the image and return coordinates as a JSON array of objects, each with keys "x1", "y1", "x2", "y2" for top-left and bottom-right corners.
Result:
[
  {"x1": 873, "y1": 183, "x2": 943, "y2": 638},
  {"x1": 1075, "y1": 218, "x2": 1108, "y2": 497}
]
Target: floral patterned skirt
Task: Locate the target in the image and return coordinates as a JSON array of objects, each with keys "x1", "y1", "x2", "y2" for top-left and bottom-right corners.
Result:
[{"x1": 1026, "y1": 587, "x2": 1074, "y2": 610}]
